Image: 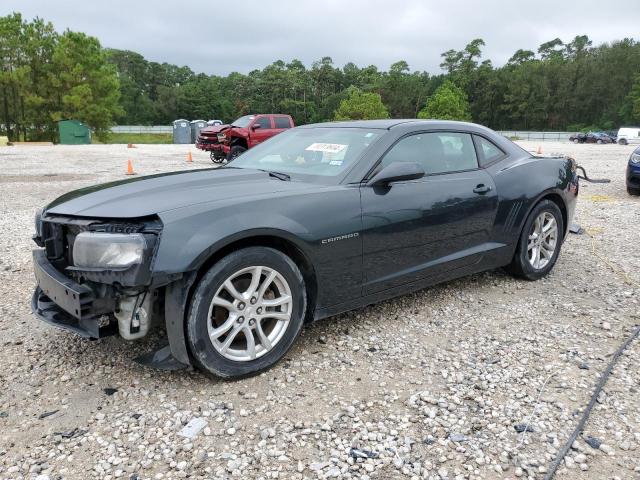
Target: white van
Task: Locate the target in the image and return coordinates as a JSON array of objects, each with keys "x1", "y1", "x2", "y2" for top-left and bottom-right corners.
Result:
[{"x1": 616, "y1": 127, "x2": 640, "y2": 145}]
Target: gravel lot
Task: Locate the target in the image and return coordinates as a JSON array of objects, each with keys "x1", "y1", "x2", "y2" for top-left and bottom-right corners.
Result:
[{"x1": 0, "y1": 141, "x2": 638, "y2": 480}]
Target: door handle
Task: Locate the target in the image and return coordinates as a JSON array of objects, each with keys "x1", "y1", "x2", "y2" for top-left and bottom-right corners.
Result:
[{"x1": 473, "y1": 184, "x2": 492, "y2": 194}]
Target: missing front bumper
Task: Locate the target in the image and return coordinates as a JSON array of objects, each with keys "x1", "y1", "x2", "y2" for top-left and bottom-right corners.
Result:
[{"x1": 31, "y1": 287, "x2": 116, "y2": 339}]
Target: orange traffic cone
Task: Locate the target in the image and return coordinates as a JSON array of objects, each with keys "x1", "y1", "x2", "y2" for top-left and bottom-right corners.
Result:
[
  {"x1": 536, "y1": 145, "x2": 542, "y2": 155},
  {"x1": 126, "y1": 159, "x2": 136, "y2": 175},
  {"x1": 127, "y1": 143, "x2": 136, "y2": 149},
  {"x1": 187, "y1": 151, "x2": 193, "y2": 163}
]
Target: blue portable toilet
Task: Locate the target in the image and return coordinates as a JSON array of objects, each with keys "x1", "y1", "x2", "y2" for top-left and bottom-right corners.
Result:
[
  {"x1": 190, "y1": 120, "x2": 207, "y2": 143},
  {"x1": 172, "y1": 119, "x2": 191, "y2": 144}
]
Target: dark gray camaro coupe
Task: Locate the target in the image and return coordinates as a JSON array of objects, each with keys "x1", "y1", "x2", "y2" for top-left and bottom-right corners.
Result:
[{"x1": 32, "y1": 120, "x2": 579, "y2": 377}]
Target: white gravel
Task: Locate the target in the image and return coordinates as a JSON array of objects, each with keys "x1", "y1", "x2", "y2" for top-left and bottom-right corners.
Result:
[{"x1": 0, "y1": 142, "x2": 638, "y2": 480}]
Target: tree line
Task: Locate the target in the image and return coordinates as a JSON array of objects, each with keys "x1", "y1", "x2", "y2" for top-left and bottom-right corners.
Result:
[{"x1": 2, "y1": 12, "x2": 640, "y2": 141}]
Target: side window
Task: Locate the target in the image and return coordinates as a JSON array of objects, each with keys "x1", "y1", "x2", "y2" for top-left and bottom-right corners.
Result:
[
  {"x1": 474, "y1": 135, "x2": 505, "y2": 166},
  {"x1": 274, "y1": 116, "x2": 291, "y2": 129},
  {"x1": 254, "y1": 116, "x2": 272, "y2": 129},
  {"x1": 380, "y1": 132, "x2": 478, "y2": 175}
]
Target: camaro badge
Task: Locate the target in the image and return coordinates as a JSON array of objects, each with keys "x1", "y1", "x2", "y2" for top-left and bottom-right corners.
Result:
[{"x1": 321, "y1": 232, "x2": 359, "y2": 244}]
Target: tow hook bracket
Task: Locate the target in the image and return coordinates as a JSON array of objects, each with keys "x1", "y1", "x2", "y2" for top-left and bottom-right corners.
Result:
[{"x1": 134, "y1": 344, "x2": 189, "y2": 371}]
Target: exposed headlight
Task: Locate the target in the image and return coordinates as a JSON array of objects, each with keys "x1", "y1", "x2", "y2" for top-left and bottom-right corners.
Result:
[
  {"x1": 73, "y1": 232, "x2": 146, "y2": 269},
  {"x1": 630, "y1": 153, "x2": 640, "y2": 164}
]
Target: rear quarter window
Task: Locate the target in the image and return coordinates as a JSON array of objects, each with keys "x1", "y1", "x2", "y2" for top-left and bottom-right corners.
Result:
[{"x1": 474, "y1": 135, "x2": 506, "y2": 166}]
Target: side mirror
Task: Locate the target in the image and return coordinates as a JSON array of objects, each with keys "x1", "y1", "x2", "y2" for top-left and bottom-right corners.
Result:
[
  {"x1": 367, "y1": 162, "x2": 425, "y2": 186},
  {"x1": 251, "y1": 124, "x2": 261, "y2": 130}
]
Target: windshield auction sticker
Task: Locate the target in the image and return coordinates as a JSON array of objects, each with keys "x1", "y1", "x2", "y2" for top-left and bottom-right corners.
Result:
[{"x1": 305, "y1": 143, "x2": 347, "y2": 153}]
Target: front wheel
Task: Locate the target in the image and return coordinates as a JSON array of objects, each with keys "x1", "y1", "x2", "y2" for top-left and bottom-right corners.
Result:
[
  {"x1": 210, "y1": 152, "x2": 223, "y2": 163},
  {"x1": 227, "y1": 145, "x2": 247, "y2": 161},
  {"x1": 619, "y1": 139, "x2": 628, "y2": 145},
  {"x1": 506, "y1": 200, "x2": 564, "y2": 281},
  {"x1": 628, "y1": 186, "x2": 640, "y2": 196},
  {"x1": 186, "y1": 247, "x2": 307, "y2": 378},
  {"x1": 572, "y1": 138, "x2": 580, "y2": 144},
  {"x1": 596, "y1": 139, "x2": 603, "y2": 144}
]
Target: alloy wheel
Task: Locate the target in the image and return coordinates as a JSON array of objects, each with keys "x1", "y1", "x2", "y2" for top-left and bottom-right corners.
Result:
[
  {"x1": 527, "y1": 212, "x2": 558, "y2": 269},
  {"x1": 207, "y1": 266, "x2": 292, "y2": 361}
]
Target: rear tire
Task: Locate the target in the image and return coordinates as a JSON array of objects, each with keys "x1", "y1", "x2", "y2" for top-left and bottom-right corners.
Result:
[
  {"x1": 227, "y1": 145, "x2": 247, "y2": 161},
  {"x1": 627, "y1": 186, "x2": 640, "y2": 196},
  {"x1": 619, "y1": 138, "x2": 628, "y2": 145},
  {"x1": 506, "y1": 199, "x2": 564, "y2": 281},
  {"x1": 186, "y1": 247, "x2": 306, "y2": 378}
]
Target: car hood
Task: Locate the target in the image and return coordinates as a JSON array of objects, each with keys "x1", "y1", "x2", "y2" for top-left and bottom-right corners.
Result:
[
  {"x1": 45, "y1": 168, "x2": 314, "y2": 218},
  {"x1": 200, "y1": 124, "x2": 229, "y2": 134}
]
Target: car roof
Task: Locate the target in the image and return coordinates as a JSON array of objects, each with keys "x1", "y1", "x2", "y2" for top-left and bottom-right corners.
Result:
[{"x1": 299, "y1": 119, "x2": 483, "y2": 130}]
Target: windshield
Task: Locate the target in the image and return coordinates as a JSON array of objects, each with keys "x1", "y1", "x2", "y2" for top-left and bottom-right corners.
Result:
[
  {"x1": 231, "y1": 115, "x2": 255, "y2": 128},
  {"x1": 227, "y1": 127, "x2": 382, "y2": 182}
]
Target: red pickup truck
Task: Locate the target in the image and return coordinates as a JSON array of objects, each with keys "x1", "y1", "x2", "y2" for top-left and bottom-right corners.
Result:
[{"x1": 196, "y1": 114, "x2": 294, "y2": 162}]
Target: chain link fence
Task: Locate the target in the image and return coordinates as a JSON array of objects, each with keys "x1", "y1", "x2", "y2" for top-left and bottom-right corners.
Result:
[
  {"x1": 111, "y1": 125, "x2": 173, "y2": 134},
  {"x1": 110, "y1": 126, "x2": 575, "y2": 142},
  {"x1": 497, "y1": 131, "x2": 572, "y2": 142}
]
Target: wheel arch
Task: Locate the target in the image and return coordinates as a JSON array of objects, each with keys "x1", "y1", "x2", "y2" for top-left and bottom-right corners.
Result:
[
  {"x1": 187, "y1": 232, "x2": 318, "y2": 324},
  {"x1": 537, "y1": 192, "x2": 568, "y2": 239},
  {"x1": 230, "y1": 136, "x2": 248, "y2": 149},
  {"x1": 517, "y1": 189, "x2": 569, "y2": 243}
]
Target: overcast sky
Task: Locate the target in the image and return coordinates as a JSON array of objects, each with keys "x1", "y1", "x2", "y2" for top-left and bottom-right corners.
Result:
[{"x1": 6, "y1": 1, "x2": 640, "y2": 75}]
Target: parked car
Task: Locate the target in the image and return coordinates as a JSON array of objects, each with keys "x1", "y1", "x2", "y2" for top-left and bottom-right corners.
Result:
[
  {"x1": 31, "y1": 120, "x2": 579, "y2": 378},
  {"x1": 196, "y1": 114, "x2": 294, "y2": 162},
  {"x1": 219, "y1": 114, "x2": 294, "y2": 161},
  {"x1": 569, "y1": 132, "x2": 614, "y2": 144},
  {"x1": 626, "y1": 146, "x2": 640, "y2": 195},
  {"x1": 616, "y1": 127, "x2": 640, "y2": 145}
]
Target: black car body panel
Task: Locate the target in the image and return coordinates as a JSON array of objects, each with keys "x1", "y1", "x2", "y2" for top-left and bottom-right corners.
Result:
[
  {"x1": 627, "y1": 146, "x2": 640, "y2": 191},
  {"x1": 32, "y1": 120, "x2": 579, "y2": 367}
]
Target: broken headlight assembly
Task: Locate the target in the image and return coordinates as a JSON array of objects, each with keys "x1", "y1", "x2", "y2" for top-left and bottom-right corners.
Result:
[{"x1": 73, "y1": 232, "x2": 147, "y2": 269}]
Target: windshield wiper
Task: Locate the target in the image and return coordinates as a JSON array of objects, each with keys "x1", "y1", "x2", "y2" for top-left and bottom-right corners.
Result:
[{"x1": 262, "y1": 170, "x2": 291, "y2": 181}]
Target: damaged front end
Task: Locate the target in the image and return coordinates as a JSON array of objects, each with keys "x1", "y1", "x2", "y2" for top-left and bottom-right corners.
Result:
[{"x1": 31, "y1": 212, "x2": 188, "y2": 369}]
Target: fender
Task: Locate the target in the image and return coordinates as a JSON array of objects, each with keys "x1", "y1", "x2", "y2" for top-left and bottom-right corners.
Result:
[{"x1": 185, "y1": 227, "x2": 316, "y2": 272}]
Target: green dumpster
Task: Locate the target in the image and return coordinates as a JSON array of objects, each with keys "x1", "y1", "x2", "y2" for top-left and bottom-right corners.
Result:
[{"x1": 58, "y1": 120, "x2": 91, "y2": 145}]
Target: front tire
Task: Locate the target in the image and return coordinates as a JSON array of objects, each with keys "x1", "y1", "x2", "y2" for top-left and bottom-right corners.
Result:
[
  {"x1": 227, "y1": 145, "x2": 247, "y2": 161},
  {"x1": 506, "y1": 199, "x2": 564, "y2": 281},
  {"x1": 572, "y1": 138, "x2": 579, "y2": 144},
  {"x1": 619, "y1": 139, "x2": 628, "y2": 145},
  {"x1": 628, "y1": 186, "x2": 640, "y2": 196},
  {"x1": 186, "y1": 247, "x2": 306, "y2": 378}
]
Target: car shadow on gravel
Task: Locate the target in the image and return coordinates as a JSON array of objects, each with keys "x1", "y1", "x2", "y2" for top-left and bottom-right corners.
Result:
[{"x1": 50, "y1": 268, "x2": 512, "y2": 388}]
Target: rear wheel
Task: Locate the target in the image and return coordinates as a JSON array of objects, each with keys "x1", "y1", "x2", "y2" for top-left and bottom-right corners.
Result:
[
  {"x1": 596, "y1": 139, "x2": 603, "y2": 144},
  {"x1": 506, "y1": 200, "x2": 564, "y2": 281},
  {"x1": 627, "y1": 186, "x2": 640, "y2": 196},
  {"x1": 227, "y1": 145, "x2": 247, "y2": 161},
  {"x1": 186, "y1": 247, "x2": 306, "y2": 378},
  {"x1": 619, "y1": 138, "x2": 628, "y2": 145}
]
